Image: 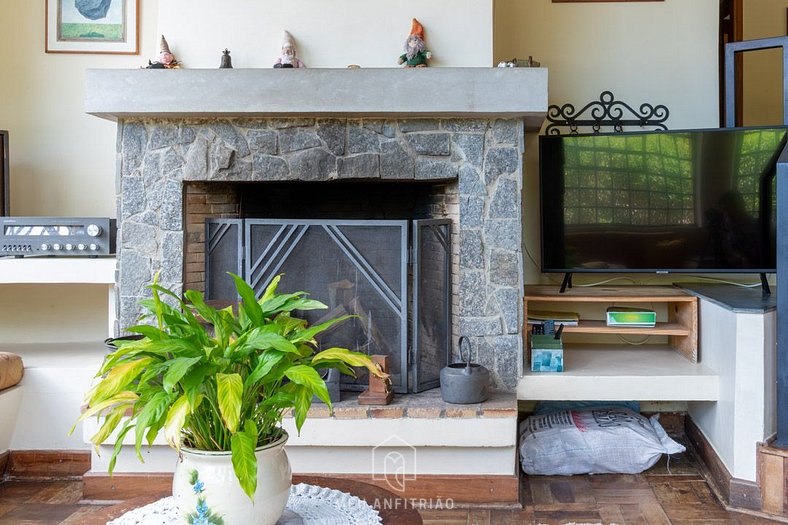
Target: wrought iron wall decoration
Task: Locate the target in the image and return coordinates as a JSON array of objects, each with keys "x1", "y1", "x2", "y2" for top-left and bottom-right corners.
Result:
[{"x1": 544, "y1": 91, "x2": 669, "y2": 135}]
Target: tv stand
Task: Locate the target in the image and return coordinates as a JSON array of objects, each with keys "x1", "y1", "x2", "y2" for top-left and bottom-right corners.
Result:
[
  {"x1": 760, "y1": 273, "x2": 771, "y2": 297},
  {"x1": 559, "y1": 272, "x2": 573, "y2": 293},
  {"x1": 519, "y1": 285, "x2": 716, "y2": 402}
]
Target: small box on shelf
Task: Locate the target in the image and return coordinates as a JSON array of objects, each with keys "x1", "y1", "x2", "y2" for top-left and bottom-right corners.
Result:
[{"x1": 530, "y1": 324, "x2": 564, "y2": 372}]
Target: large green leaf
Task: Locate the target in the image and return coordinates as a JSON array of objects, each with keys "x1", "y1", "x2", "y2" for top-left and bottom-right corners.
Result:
[
  {"x1": 72, "y1": 391, "x2": 138, "y2": 432},
  {"x1": 285, "y1": 365, "x2": 330, "y2": 406},
  {"x1": 244, "y1": 351, "x2": 286, "y2": 390},
  {"x1": 163, "y1": 394, "x2": 191, "y2": 450},
  {"x1": 87, "y1": 357, "x2": 154, "y2": 404},
  {"x1": 236, "y1": 329, "x2": 298, "y2": 357},
  {"x1": 216, "y1": 373, "x2": 243, "y2": 433},
  {"x1": 259, "y1": 274, "x2": 282, "y2": 304},
  {"x1": 229, "y1": 273, "x2": 263, "y2": 326},
  {"x1": 88, "y1": 405, "x2": 127, "y2": 451},
  {"x1": 231, "y1": 419, "x2": 258, "y2": 500},
  {"x1": 133, "y1": 391, "x2": 172, "y2": 461},
  {"x1": 289, "y1": 315, "x2": 354, "y2": 344},
  {"x1": 292, "y1": 385, "x2": 311, "y2": 433},
  {"x1": 312, "y1": 347, "x2": 385, "y2": 377},
  {"x1": 162, "y1": 356, "x2": 203, "y2": 392}
]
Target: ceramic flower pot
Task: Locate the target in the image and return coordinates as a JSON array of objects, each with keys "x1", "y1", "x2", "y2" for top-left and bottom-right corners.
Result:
[{"x1": 173, "y1": 432, "x2": 291, "y2": 525}]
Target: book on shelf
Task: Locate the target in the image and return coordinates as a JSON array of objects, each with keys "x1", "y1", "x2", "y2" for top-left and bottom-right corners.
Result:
[{"x1": 527, "y1": 309, "x2": 579, "y2": 326}]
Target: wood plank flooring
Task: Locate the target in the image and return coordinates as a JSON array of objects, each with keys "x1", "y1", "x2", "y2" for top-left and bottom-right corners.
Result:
[{"x1": 0, "y1": 437, "x2": 784, "y2": 524}]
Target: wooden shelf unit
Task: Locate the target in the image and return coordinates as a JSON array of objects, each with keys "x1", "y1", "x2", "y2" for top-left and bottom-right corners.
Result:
[
  {"x1": 519, "y1": 285, "x2": 711, "y2": 402},
  {"x1": 524, "y1": 285, "x2": 699, "y2": 362}
]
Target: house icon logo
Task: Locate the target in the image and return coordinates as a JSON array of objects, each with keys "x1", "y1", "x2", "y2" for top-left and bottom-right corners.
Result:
[{"x1": 372, "y1": 434, "x2": 417, "y2": 492}]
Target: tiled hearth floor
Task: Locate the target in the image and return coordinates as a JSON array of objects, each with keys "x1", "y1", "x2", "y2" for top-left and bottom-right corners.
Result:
[{"x1": 0, "y1": 437, "x2": 782, "y2": 525}]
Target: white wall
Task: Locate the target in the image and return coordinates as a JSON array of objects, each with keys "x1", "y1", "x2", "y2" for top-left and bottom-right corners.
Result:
[
  {"x1": 688, "y1": 301, "x2": 776, "y2": 482},
  {"x1": 157, "y1": 0, "x2": 493, "y2": 69},
  {"x1": 494, "y1": 0, "x2": 720, "y2": 284},
  {"x1": 0, "y1": 0, "x2": 159, "y2": 344}
]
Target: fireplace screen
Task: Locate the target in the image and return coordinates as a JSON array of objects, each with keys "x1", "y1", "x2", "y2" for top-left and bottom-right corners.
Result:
[{"x1": 205, "y1": 219, "x2": 451, "y2": 393}]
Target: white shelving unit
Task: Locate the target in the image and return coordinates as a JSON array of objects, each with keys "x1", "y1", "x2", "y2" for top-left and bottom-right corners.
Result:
[
  {"x1": 0, "y1": 257, "x2": 116, "y2": 336},
  {"x1": 518, "y1": 344, "x2": 719, "y2": 401}
]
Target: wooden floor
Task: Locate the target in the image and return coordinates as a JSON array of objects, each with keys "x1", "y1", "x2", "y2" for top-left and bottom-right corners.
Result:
[{"x1": 0, "y1": 438, "x2": 783, "y2": 525}]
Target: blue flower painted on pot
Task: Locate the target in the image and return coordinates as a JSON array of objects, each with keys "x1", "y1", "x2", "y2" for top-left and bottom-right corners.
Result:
[{"x1": 185, "y1": 469, "x2": 225, "y2": 525}]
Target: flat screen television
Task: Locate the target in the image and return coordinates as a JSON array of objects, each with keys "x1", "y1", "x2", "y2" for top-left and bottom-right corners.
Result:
[
  {"x1": 540, "y1": 126, "x2": 788, "y2": 274},
  {"x1": 0, "y1": 130, "x2": 7, "y2": 216}
]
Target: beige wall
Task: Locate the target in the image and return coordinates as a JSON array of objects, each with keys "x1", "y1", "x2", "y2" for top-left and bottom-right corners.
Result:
[
  {"x1": 742, "y1": 0, "x2": 787, "y2": 126},
  {"x1": 0, "y1": 0, "x2": 159, "y2": 343},
  {"x1": 494, "y1": 0, "x2": 720, "y2": 284},
  {"x1": 0, "y1": 1, "x2": 724, "y2": 342},
  {"x1": 158, "y1": 0, "x2": 493, "y2": 69}
]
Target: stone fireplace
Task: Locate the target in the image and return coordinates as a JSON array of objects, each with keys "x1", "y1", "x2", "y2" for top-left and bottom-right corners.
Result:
[{"x1": 89, "y1": 68, "x2": 548, "y2": 390}]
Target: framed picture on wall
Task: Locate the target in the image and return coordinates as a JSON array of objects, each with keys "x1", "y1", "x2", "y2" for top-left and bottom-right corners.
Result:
[{"x1": 45, "y1": 0, "x2": 139, "y2": 54}]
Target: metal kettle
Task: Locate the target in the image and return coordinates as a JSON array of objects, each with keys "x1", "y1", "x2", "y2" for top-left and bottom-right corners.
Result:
[{"x1": 439, "y1": 336, "x2": 491, "y2": 404}]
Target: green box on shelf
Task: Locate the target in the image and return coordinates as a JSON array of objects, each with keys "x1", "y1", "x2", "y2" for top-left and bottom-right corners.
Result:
[
  {"x1": 605, "y1": 306, "x2": 656, "y2": 327},
  {"x1": 530, "y1": 334, "x2": 563, "y2": 372}
]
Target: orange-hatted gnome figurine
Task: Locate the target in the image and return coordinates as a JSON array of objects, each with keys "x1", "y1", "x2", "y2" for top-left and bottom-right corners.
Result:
[
  {"x1": 398, "y1": 18, "x2": 432, "y2": 68},
  {"x1": 146, "y1": 35, "x2": 180, "y2": 69},
  {"x1": 273, "y1": 31, "x2": 305, "y2": 68}
]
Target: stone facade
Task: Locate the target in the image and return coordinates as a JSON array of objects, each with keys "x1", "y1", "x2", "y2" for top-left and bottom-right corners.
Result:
[{"x1": 116, "y1": 117, "x2": 525, "y2": 389}]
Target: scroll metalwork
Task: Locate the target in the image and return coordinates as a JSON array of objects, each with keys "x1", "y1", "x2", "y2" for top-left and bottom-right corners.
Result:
[{"x1": 545, "y1": 91, "x2": 669, "y2": 135}]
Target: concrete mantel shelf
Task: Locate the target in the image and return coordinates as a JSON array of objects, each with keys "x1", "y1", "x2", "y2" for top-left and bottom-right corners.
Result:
[{"x1": 85, "y1": 67, "x2": 548, "y2": 129}]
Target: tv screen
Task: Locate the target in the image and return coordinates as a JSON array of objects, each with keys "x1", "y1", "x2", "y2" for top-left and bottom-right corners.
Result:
[
  {"x1": 0, "y1": 130, "x2": 7, "y2": 216},
  {"x1": 540, "y1": 126, "x2": 788, "y2": 273}
]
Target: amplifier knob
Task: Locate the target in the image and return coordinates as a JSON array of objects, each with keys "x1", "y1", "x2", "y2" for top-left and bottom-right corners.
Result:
[
  {"x1": 65, "y1": 244, "x2": 74, "y2": 251},
  {"x1": 89, "y1": 243, "x2": 99, "y2": 251},
  {"x1": 40, "y1": 243, "x2": 50, "y2": 251},
  {"x1": 86, "y1": 224, "x2": 102, "y2": 237},
  {"x1": 77, "y1": 243, "x2": 86, "y2": 251},
  {"x1": 53, "y1": 243, "x2": 62, "y2": 251}
]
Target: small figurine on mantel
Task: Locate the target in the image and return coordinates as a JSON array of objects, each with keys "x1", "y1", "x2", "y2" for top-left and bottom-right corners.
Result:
[
  {"x1": 146, "y1": 35, "x2": 180, "y2": 69},
  {"x1": 398, "y1": 18, "x2": 432, "y2": 68},
  {"x1": 273, "y1": 31, "x2": 305, "y2": 68},
  {"x1": 219, "y1": 49, "x2": 233, "y2": 69}
]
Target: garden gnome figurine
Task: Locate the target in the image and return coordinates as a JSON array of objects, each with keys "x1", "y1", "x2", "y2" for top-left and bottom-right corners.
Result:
[
  {"x1": 273, "y1": 31, "x2": 305, "y2": 68},
  {"x1": 398, "y1": 18, "x2": 432, "y2": 67},
  {"x1": 146, "y1": 35, "x2": 180, "y2": 69}
]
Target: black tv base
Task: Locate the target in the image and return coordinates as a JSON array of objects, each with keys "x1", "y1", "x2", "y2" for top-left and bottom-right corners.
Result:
[
  {"x1": 559, "y1": 272, "x2": 573, "y2": 294},
  {"x1": 761, "y1": 273, "x2": 771, "y2": 297}
]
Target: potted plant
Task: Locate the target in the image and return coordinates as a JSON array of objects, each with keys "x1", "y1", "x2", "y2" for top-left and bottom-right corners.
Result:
[{"x1": 73, "y1": 273, "x2": 384, "y2": 525}]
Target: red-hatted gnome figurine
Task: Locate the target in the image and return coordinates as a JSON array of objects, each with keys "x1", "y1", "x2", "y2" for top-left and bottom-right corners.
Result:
[{"x1": 398, "y1": 18, "x2": 432, "y2": 68}]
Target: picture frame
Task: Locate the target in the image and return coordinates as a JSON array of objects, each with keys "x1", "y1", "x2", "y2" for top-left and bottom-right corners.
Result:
[{"x1": 45, "y1": 0, "x2": 139, "y2": 54}]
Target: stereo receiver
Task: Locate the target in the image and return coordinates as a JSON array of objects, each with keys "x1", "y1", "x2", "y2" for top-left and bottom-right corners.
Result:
[{"x1": 0, "y1": 217, "x2": 116, "y2": 257}]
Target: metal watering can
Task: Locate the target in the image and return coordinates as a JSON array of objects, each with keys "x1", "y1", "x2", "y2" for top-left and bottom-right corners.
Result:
[{"x1": 440, "y1": 336, "x2": 491, "y2": 404}]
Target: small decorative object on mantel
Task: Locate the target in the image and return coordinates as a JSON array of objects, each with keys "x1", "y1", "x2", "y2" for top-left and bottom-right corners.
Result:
[
  {"x1": 440, "y1": 337, "x2": 490, "y2": 404},
  {"x1": 497, "y1": 56, "x2": 540, "y2": 68},
  {"x1": 145, "y1": 35, "x2": 180, "y2": 69},
  {"x1": 273, "y1": 31, "x2": 305, "y2": 68},
  {"x1": 398, "y1": 18, "x2": 432, "y2": 67},
  {"x1": 358, "y1": 355, "x2": 394, "y2": 405},
  {"x1": 219, "y1": 48, "x2": 233, "y2": 69}
]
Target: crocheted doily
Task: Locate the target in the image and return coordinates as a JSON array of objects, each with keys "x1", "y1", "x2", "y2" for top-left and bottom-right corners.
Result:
[{"x1": 107, "y1": 483, "x2": 383, "y2": 525}]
